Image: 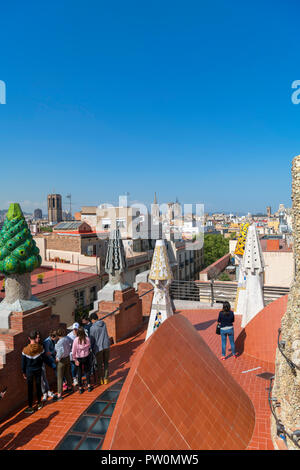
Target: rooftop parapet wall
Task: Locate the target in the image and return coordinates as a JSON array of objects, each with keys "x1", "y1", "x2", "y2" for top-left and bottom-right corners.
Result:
[
  {"x1": 235, "y1": 295, "x2": 288, "y2": 367},
  {"x1": 0, "y1": 305, "x2": 66, "y2": 420},
  {"x1": 103, "y1": 314, "x2": 255, "y2": 450},
  {"x1": 97, "y1": 288, "x2": 143, "y2": 343},
  {"x1": 137, "y1": 282, "x2": 154, "y2": 317},
  {"x1": 199, "y1": 253, "x2": 231, "y2": 281}
]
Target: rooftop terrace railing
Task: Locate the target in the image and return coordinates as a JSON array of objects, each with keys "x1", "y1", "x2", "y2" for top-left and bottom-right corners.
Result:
[{"x1": 169, "y1": 280, "x2": 290, "y2": 306}]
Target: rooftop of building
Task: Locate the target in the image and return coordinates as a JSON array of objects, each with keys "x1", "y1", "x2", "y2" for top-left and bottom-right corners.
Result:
[
  {"x1": 260, "y1": 238, "x2": 293, "y2": 252},
  {"x1": 80, "y1": 206, "x2": 98, "y2": 214},
  {"x1": 0, "y1": 298, "x2": 285, "y2": 450},
  {"x1": 53, "y1": 221, "x2": 92, "y2": 232},
  {"x1": 0, "y1": 267, "x2": 98, "y2": 301}
]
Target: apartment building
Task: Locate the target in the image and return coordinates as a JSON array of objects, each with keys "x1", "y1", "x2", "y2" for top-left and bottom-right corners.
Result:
[
  {"x1": 34, "y1": 220, "x2": 153, "y2": 289},
  {"x1": 80, "y1": 204, "x2": 141, "y2": 239}
]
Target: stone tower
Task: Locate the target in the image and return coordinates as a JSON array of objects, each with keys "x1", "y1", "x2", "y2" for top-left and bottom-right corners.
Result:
[
  {"x1": 47, "y1": 194, "x2": 62, "y2": 224},
  {"x1": 151, "y1": 192, "x2": 160, "y2": 224},
  {"x1": 271, "y1": 156, "x2": 300, "y2": 450}
]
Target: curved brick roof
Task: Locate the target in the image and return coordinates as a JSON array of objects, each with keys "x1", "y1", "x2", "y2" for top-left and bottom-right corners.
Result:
[
  {"x1": 235, "y1": 295, "x2": 288, "y2": 367},
  {"x1": 103, "y1": 314, "x2": 255, "y2": 450}
]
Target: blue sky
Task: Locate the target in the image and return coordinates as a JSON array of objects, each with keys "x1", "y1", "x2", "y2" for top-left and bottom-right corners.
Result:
[{"x1": 0, "y1": 0, "x2": 300, "y2": 214}]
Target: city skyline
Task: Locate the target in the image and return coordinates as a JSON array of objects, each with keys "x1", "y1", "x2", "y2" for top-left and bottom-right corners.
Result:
[
  {"x1": 0, "y1": 1, "x2": 299, "y2": 213},
  {"x1": 0, "y1": 196, "x2": 290, "y2": 218}
]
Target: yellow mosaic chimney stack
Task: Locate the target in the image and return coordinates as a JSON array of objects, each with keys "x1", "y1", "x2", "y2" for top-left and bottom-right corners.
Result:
[{"x1": 149, "y1": 240, "x2": 173, "y2": 281}]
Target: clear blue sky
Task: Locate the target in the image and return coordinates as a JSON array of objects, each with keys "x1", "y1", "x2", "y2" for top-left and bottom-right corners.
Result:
[{"x1": 0, "y1": 0, "x2": 300, "y2": 215}]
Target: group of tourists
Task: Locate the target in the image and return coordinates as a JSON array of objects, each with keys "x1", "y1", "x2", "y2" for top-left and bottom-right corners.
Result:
[
  {"x1": 3, "y1": 302, "x2": 236, "y2": 414},
  {"x1": 21, "y1": 312, "x2": 111, "y2": 414}
]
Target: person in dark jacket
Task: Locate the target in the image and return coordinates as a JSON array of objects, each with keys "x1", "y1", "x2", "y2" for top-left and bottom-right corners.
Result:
[
  {"x1": 89, "y1": 313, "x2": 110, "y2": 385},
  {"x1": 43, "y1": 330, "x2": 58, "y2": 370},
  {"x1": 217, "y1": 301, "x2": 238, "y2": 360},
  {"x1": 21, "y1": 330, "x2": 52, "y2": 413},
  {"x1": 81, "y1": 314, "x2": 92, "y2": 337},
  {"x1": 35, "y1": 330, "x2": 56, "y2": 401}
]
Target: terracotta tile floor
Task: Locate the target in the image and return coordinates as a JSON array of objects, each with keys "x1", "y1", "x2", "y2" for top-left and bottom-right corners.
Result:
[{"x1": 0, "y1": 310, "x2": 275, "y2": 450}]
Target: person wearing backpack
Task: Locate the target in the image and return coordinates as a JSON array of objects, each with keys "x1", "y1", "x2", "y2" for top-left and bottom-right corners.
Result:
[{"x1": 89, "y1": 313, "x2": 110, "y2": 385}]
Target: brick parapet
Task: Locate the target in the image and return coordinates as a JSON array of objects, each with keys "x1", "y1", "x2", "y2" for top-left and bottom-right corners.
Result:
[
  {"x1": 137, "y1": 282, "x2": 154, "y2": 317},
  {"x1": 98, "y1": 289, "x2": 143, "y2": 343},
  {"x1": 0, "y1": 304, "x2": 66, "y2": 420},
  {"x1": 199, "y1": 253, "x2": 231, "y2": 280}
]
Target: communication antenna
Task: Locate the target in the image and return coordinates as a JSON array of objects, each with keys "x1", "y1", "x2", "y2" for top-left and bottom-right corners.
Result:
[{"x1": 66, "y1": 194, "x2": 72, "y2": 217}]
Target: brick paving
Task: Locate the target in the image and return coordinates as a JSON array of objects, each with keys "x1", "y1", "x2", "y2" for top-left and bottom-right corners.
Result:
[
  {"x1": 179, "y1": 309, "x2": 275, "y2": 450},
  {"x1": 0, "y1": 310, "x2": 275, "y2": 450}
]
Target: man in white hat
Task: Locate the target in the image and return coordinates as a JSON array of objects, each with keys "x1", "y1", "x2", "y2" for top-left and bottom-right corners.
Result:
[{"x1": 67, "y1": 322, "x2": 79, "y2": 386}]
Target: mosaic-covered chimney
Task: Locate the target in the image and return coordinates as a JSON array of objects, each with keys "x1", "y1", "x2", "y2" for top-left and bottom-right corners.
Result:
[
  {"x1": 105, "y1": 228, "x2": 127, "y2": 286},
  {"x1": 272, "y1": 155, "x2": 300, "y2": 450},
  {"x1": 145, "y1": 239, "x2": 174, "y2": 341},
  {"x1": 0, "y1": 203, "x2": 42, "y2": 328},
  {"x1": 0, "y1": 203, "x2": 41, "y2": 301}
]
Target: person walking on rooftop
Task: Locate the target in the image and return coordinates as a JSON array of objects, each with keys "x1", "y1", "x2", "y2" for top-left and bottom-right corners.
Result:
[
  {"x1": 67, "y1": 322, "x2": 79, "y2": 387},
  {"x1": 89, "y1": 313, "x2": 110, "y2": 385},
  {"x1": 35, "y1": 330, "x2": 56, "y2": 401},
  {"x1": 217, "y1": 301, "x2": 238, "y2": 360},
  {"x1": 72, "y1": 326, "x2": 93, "y2": 394},
  {"x1": 81, "y1": 314, "x2": 92, "y2": 337},
  {"x1": 43, "y1": 329, "x2": 58, "y2": 372},
  {"x1": 21, "y1": 330, "x2": 52, "y2": 414},
  {"x1": 53, "y1": 328, "x2": 73, "y2": 401}
]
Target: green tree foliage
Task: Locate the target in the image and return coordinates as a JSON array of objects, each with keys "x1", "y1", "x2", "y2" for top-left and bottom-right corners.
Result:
[
  {"x1": 0, "y1": 203, "x2": 42, "y2": 275},
  {"x1": 218, "y1": 272, "x2": 231, "y2": 281},
  {"x1": 203, "y1": 234, "x2": 229, "y2": 268}
]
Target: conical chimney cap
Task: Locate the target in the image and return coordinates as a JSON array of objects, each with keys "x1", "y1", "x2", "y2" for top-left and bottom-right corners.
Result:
[
  {"x1": 149, "y1": 240, "x2": 173, "y2": 281},
  {"x1": 105, "y1": 229, "x2": 127, "y2": 275}
]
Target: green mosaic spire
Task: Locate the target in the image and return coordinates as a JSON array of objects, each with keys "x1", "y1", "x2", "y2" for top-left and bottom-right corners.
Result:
[{"x1": 0, "y1": 203, "x2": 42, "y2": 275}]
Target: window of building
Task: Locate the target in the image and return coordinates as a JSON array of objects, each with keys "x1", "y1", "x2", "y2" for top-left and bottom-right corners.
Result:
[
  {"x1": 90, "y1": 286, "x2": 97, "y2": 302},
  {"x1": 76, "y1": 289, "x2": 85, "y2": 307},
  {"x1": 116, "y1": 218, "x2": 126, "y2": 229},
  {"x1": 102, "y1": 219, "x2": 111, "y2": 230}
]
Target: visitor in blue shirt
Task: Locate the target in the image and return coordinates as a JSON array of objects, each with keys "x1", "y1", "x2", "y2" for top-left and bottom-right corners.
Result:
[{"x1": 43, "y1": 330, "x2": 58, "y2": 370}]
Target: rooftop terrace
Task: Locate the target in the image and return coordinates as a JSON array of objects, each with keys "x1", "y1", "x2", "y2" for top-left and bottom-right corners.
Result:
[
  {"x1": 0, "y1": 267, "x2": 98, "y2": 301},
  {"x1": 0, "y1": 304, "x2": 282, "y2": 450}
]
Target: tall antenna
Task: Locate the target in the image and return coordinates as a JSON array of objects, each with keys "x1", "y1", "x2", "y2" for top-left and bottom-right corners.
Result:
[{"x1": 66, "y1": 194, "x2": 72, "y2": 217}]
